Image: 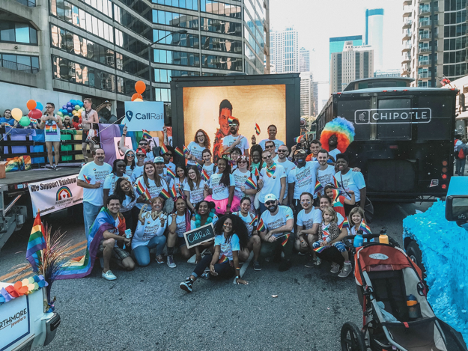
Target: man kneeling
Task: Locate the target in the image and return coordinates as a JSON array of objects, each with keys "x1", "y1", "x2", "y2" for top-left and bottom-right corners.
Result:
[{"x1": 258, "y1": 194, "x2": 294, "y2": 271}]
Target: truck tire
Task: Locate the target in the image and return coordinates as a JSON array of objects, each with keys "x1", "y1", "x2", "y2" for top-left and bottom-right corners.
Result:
[{"x1": 406, "y1": 240, "x2": 427, "y2": 282}]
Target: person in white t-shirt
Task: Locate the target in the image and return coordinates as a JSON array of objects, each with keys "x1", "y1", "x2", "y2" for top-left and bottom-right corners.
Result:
[
  {"x1": 220, "y1": 117, "x2": 250, "y2": 158},
  {"x1": 166, "y1": 197, "x2": 192, "y2": 268},
  {"x1": 161, "y1": 145, "x2": 176, "y2": 174},
  {"x1": 184, "y1": 165, "x2": 208, "y2": 212},
  {"x1": 257, "y1": 150, "x2": 287, "y2": 214},
  {"x1": 263, "y1": 140, "x2": 277, "y2": 160},
  {"x1": 78, "y1": 148, "x2": 112, "y2": 235},
  {"x1": 169, "y1": 164, "x2": 188, "y2": 197},
  {"x1": 255, "y1": 125, "x2": 285, "y2": 152},
  {"x1": 204, "y1": 158, "x2": 240, "y2": 215},
  {"x1": 202, "y1": 149, "x2": 216, "y2": 178},
  {"x1": 274, "y1": 145, "x2": 295, "y2": 204},
  {"x1": 103, "y1": 159, "x2": 130, "y2": 206},
  {"x1": 133, "y1": 162, "x2": 168, "y2": 210},
  {"x1": 232, "y1": 156, "x2": 257, "y2": 204},
  {"x1": 335, "y1": 153, "x2": 367, "y2": 214},
  {"x1": 131, "y1": 148, "x2": 147, "y2": 183},
  {"x1": 288, "y1": 149, "x2": 319, "y2": 212},
  {"x1": 186, "y1": 129, "x2": 210, "y2": 166},
  {"x1": 316, "y1": 149, "x2": 336, "y2": 196},
  {"x1": 179, "y1": 214, "x2": 249, "y2": 293}
]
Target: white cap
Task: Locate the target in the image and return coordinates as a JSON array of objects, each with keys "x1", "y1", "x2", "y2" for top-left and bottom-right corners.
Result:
[
  {"x1": 264, "y1": 193, "x2": 277, "y2": 202},
  {"x1": 153, "y1": 156, "x2": 164, "y2": 163}
]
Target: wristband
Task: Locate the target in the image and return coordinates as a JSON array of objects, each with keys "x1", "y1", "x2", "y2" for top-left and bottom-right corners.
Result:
[{"x1": 236, "y1": 276, "x2": 240, "y2": 279}]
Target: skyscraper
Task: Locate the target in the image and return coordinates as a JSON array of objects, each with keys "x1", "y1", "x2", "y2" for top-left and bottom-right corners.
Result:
[
  {"x1": 365, "y1": 8, "x2": 384, "y2": 71},
  {"x1": 330, "y1": 41, "x2": 374, "y2": 93},
  {"x1": 300, "y1": 72, "x2": 318, "y2": 117},
  {"x1": 270, "y1": 27, "x2": 299, "y2": 73},
  {"x1": 329, "y1": 35, "x2": 363, "y2": 60},
  {"x1": 299, "y1": 47, "x2": 310, "y2": 72}
]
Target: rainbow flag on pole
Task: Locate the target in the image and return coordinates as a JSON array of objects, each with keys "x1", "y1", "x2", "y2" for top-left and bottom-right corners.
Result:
[
  {"x1": 201, "y1": 169, "x2": 210, "y2": 182},
  {"x1": 26, "y1": 212, "x2": 46, "y2": 272},
  {"x1": 248, "y1": 215, "x2": 258, "y2": 227},
  {"x1": 314, "y1": 246, "x2": 328, "y2": 253},
  {"x1": 314, "y1": 180, "x2": 323, "y2": 194},
  {"x1": 294, "y1": 135, "x2": 304, "y2": 143},
  {"x1": 218, "y1": 254, "x2": 229, "y2": 264},
  {"x1": 136, "y1": 180, "x2": 151, "y2": 200},
  {"x1": 159, "y1": 188, "x2": 171, "y2": 200},
  {"x1": 83, "y1": 174, "x2": 91, "y2": 184},
  {"x1": 183, "y1": 145, "x2": 189, "y2": 156},
  {"x1": 281, "y1": 234, "x2": 290, "y2": 247},
  {"x1": 341, "y1": 218, "x2": 350, "y2": 230},
  {"x1": 167, "y1": 167, "x2": 176, "y2": 179},
  {"x1": 333, "y1": 176, "x2": 340, "y2": 189},
  {"x1": 142, "y1": 130, "x2": 152, "y2": 140},
  {"x1": 359, "y1": 221, "x2": 372, "y2": 235},
  {"x1": 228, "y1": 117, "x2": 235, "y2": 124},
  {"x1": 257, "y1": 218, "x2": 265, "y2": 232},
  {"x1": 255, "y1": 123, "x2": 261, "y2": 135},
  {"x1": 169, "y1": 184, "x2": 177, "y2": 198},
  {"x1": 244, "y1": 176, "x2": 257, "y2": 189},
  {"x1": 160, "y1": 143, "x2": 169, "y2": 154},
  {"x1": 175, "y1": 147, "x2": 184, "y2": 157}
]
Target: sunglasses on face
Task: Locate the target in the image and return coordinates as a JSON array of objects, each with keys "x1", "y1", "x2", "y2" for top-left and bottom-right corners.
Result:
[
  {"x1": 127, "y1": 154, "x2": 135, "y2": 157},
  {"x1": 164, "y1": 153, "x2": 173, "y2": 157},
  {"x1": 238, "y1": 160, "x2": 247, "y2": 164},
  {"x1": 228, "y1": 124, "x2": 238, "y2": 127},
  {"x1": 265, "y1": 201, "x2": 276, "y2": 205},
  {"x1": 262, "y1": 155, "x2": 271, "y2": 159},
  {"x1": 139, "y1": 142, "x2": 148, "y2": 146},
  {"x1": 137, "y1": 154, "x2": 145, "y2": 157},
  {"x1": 278, "y1": 149, "x2": 288, "y2": 153}
]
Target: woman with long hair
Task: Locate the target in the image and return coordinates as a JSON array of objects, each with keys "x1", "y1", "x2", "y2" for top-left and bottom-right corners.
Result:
[
  {"x1": 103, "y1": 159, "x2": 129, "y2": 205},
  {"x1": 169, "y1": 164, "x2": 188, "y2": 197},
  {"x1": 204, "y1": 157, "x2": 240, "y2": 215},
  {"x1": 250, "y1": 144, "x2": 264, "y2": 174},
  {"x1": 134, "y1": 161, "x2": 168, "y2": 210},
  {"x1": 179, "y1": 214, "x2": 249, "y2": 293},
  {"x1": 131, "y1": 148, "x2": 147, "y2": 182},
  {"x1": 166, "y1": 196, "x2": 192, "y2": 268},
  {"x1": 184, "y1": 165, "x2": 208, "y2": 213},
  {"x1": 232, "y1": 156, "x2": 257, "y2": 207},
  {"x1": 190, "y1": 200, "x2": 219, "y2": 262},
  {"x1": 114, "y1": 177, "x2": 138, "y2": 233},
  {"x1": 123, "y1": 149, "x2": 136, "y2": 177},
  {"x1": 202, "y1": 148, "x2": 216, "y2": 178},
  {"x1": 187, "y1": 129, "x2": 210, "y2": 166}
]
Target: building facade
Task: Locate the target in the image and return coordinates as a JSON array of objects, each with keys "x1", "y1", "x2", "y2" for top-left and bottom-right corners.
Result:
[
  {"x1": 374, "y1": 68, "x2": 401, "y2": 77},
  {"x1": 299, "y1": 47, "x2": 309, "y2": 72},
  {"x1": 401, "y1": 0, "x2": 468, "y2": 88},
  {"x1": 0, "y1": 0, "x2": 269, "y2": 116},
  {"x1": 300, "y1": 72, "x2": 318, "y2": 117},
  {"x1": 269, "y1": 27, "x2": 298, "y2": 73},
  {"x1": 365, "y1": 8, "x2": 384, "y2": 72},
  {"x1": 330, "y1": 41, "x2": 374, "y2": 93},
  {"x1": 329, "y1": 35, "x2": 362, "y2": 60}
]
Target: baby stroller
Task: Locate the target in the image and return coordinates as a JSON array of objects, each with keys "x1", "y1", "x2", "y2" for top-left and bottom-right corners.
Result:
[{"x1": 341, "y1": 236, "x2": 449, "y2": 351}]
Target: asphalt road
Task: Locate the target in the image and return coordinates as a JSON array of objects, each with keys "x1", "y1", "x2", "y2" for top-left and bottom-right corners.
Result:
[{"x1": 0, "y1": 202, "x2": 463, "y2": 351}]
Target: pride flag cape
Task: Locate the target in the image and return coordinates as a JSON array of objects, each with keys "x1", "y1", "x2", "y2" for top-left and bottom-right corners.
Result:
[
  {"x1": 160, "y1": 143, "x2": 169, "y2": 154},
  {"x1": 201, "y1": 169, "x2": 210, "y2": 182},
  {"x1": 255, "y1": 123, "x2": 261, "y2": 135},
  {"x1": 245, "y1": 176, "x2": 257, "y2": 189},
  {"x1": 175, "y1": 147, "x2": 184, "y2": 157},
  {"x1": 314, "y1": 180, "x2": 323, "y2": 194},
  {"x1": 142, "y1": 130, "x2": 152, "y2": 140},
  {"x1": 26, "y1": 212, "x2": 46, "y2": 272},
  {"x1": 359, "y1": 221, "x2": 372, "y2": 234},
  {"x1": 56, "y1": 208, "x2": 125, "y2": 280}
]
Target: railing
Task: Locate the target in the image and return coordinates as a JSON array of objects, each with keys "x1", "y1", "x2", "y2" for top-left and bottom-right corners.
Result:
[
  {"x1": 419, "y1": 59, "x2": 430, "y2": 65},
  {"x1": 419, "y1": 72, "x2": 431, "y2": 78},
  {"x1": 419, "y1": 33, "x2": 430, "y2": 39},
  {"x1": 419, "y1": 6, "x2": 438, "y2": 14},
  {"x1": 419, "y1": 46, "x2": 432, "y2": 53},
  {"x1": 403, "y1": 5, "x2": 412, "y2": 13},
  {"x1": 403, "y1": 19, "x2": 413, "y2": 26},
  {"x1": 0, "y1": 59, "x2": 39, "y2": 74},
  {"x1": 420, "y1": 20, "x2": 438, "y2": 27},
  {"x1": 403, "y1": 30, "x2": 412, "y2": 37},
  {"x1": 13, "y1": 0, "x2": 36, "y2": 6},
  {"x1": 402, "y1": 55, "x2": 411, "y2": 61}
]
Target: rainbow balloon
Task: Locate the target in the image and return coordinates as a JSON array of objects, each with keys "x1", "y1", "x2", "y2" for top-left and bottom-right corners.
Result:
[{"x1": 319, "y1": 116, "x2": 355, "y2": 153}]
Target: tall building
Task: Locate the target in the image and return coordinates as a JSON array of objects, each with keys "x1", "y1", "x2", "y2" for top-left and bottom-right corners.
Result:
[
  {"x1": 0, "y1": 0, "x2": 269, "y2": 116},
  {"x1": 401, "y1": 0, "x2": 468, "y2": 88},
  {"x1": 300, "y1": 72, "x2": 318, "y2": 117},
  {"x1": 365, "y1": 8, "x2": 384, "y2": 71},
  {"x1": 329, "y1": 35, "x2": 362, "y2": 60},
  {"x1": 299, "y1": 47, "x2": 310, "y2": 72},
  {"x1": 330, "y1": 41, "x2": 374, "y2": 93},
  {"x1": 270, "y1": 27, "x2": 299, "y2": 73}
]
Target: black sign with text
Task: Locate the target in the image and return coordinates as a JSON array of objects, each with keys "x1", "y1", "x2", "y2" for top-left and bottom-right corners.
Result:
[
  {"x1": 355, "y1": 108, "x2": 432, "y2": 124},
  {"x1": 184, "y1": 223, "x2": 215, "y2": 249}
]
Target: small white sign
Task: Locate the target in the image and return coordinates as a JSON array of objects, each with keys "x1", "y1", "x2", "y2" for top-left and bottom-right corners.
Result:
[{"x1": 0, "y1": 295, "x2": 30, "y2": 350}]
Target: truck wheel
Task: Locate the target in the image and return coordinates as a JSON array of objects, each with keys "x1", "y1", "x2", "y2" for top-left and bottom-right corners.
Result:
[
  {"x1": 341, "y1": 322, "x2": 366, "y2": 351},
  {"x1": 406, "y1": 240, "x2": 427, "y2": 282}
]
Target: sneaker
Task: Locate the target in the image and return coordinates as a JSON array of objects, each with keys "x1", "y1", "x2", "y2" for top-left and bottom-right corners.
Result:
[
  {"x1": 102, "y1": 270, "x2": 117, "y2": 281},
  {"x1": 167, "y1": 255, "x2": 176, "y2": 268},
  {"x1": 201, "y1": 271, "x2": 210, "y2": 280},
  {"x1": 253, "y1": 261, "x2": 261, "y2": 271},
  {"x1": 330, "y1": 262, "x2": 340, "y2": 273},
  {"x1": 305, "y1": 257, "x2": 315, "y2": 268},
  {"x1": 278, "y1": 259, "x2": 292, "y2": 272},
  {"x1": 338, "y1": 263, "x2": 353, "y2": 278},
  {"x1": 314, "y1": 257, "x2": 322, "y2": 266},
  {"x1": 179, "y1": 278, "x2": 193, "y2": 293},
  {"x1": 155, "y1": 255, "x2": 164, "y2": 264}
]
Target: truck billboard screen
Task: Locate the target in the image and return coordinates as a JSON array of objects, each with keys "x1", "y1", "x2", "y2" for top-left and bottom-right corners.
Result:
[{"x1": 182, "y1": 84, "x2": 286, "y2": 159}]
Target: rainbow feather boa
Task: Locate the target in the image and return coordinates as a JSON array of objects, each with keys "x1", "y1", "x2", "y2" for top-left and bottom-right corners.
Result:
[{"x1": 320, "y1": 116, "x2": 355, "y2": 153}]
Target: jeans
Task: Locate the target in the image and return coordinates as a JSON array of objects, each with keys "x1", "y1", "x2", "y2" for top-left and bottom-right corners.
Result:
[
  {"x1": 456, "y1": 158, "x2": 466, "y2": 176},
  {"x1": 133, "y1": 236, "x2": 167, "y2": 266},
  {"x1": 192, "y1": 254, "x2": 235, "y2": 279},
  {"x1": 83, "y1": 202, "x2": 102, "y2": 236},
  {"x1": 260, "y1": 233, "x2": 294, "y2": 260}
]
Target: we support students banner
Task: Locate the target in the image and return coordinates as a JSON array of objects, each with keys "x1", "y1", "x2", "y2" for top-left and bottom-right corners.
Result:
[
  {"x1": 124, "y1": 101, "x2": 164, "y2": 132},
  {"x1": 28, "y1": 174, "x2": 83, "y2": 217}
]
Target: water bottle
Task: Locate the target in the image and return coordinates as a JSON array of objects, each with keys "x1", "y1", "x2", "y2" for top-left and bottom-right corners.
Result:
[
  {"x1": 354, "y1": 234, "x2": 364, "y2": 248},
  {"x1": 407, "y1": 294, "x2": 421, "y2": 320},
  {"x1": 379, "y1": 234, "x2": 389, "y2": 244},
  {"x1": 124, "y1": 229, "x2": 132, "y2": 249}
]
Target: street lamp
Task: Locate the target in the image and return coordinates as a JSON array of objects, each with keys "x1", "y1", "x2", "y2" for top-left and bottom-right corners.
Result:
[{"x1": 147, "y1": 29, "x2": 188, "y2": 101}]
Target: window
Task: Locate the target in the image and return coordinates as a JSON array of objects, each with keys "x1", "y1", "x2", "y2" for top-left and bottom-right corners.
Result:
[
  {"x1": 152, "y1": 10, "x2": 199, "y2": 29},
  {"x1": 153, "y1": 30, "x2": 199, "y2": 49},
  {"x1": 152, "y1": 0, "x2": 197, "y2": 11},
  {"x1": 201, "y1": 36, "x2": 243, "y2": 53},
  {"x1": 0, "y1": 21, "x2": 38, "y2": 44},
  {"x1": 155, "y1": 88, "x2": 171, "y2": 102},
  {"x1": 200, "y1": 17, "x2": 242, "y2": 37},
  {"x1": 153, "y1": 68, "x2": 199, "y2": 82},
  {"x1": 154, "y1": 49, "x2": 199, "y2": 67},
  {"x1": 0, "y1": 53, "x2": 39, "y2": 73},
  {"x1": 202, "y1": 54, "x2": 242, "y2": 71}
]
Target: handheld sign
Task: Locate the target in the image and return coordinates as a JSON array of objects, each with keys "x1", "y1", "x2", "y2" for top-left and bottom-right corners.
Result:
[{"x1": 184, "y1": 223, "x2": 215, "y2": 249}]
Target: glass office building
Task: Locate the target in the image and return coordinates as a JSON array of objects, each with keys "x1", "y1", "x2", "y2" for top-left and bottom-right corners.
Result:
[{"x1": 329, "y1": 35, "x2": 362, "y2": 60}]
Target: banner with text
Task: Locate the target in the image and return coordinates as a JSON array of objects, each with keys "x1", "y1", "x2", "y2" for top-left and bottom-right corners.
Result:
[
  {"x1": 124, "y1": 101, "x2": 164, "y2": 132},
  {"x1": 28, "y1": 174, "x2": 83, "y2": 217}
]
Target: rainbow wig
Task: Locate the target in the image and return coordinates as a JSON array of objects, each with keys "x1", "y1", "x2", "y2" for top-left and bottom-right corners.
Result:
[{"x1": 320, "y1": 116, "x2": 355, "y2": 152}]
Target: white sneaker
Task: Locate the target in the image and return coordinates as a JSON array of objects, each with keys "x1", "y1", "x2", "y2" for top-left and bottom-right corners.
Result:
[
  {"x1": 102, "y1": 270, "x2": 117, "y2": 281},
  {"x1": 167, "y1": 255, "x2": 176, "y2": 268},
  {"x1": 338, "y1": 263, "x2": 353, "y2": 278},
  {"x1": 330, "y1": 262, "x2": 340, "y2": 274}
]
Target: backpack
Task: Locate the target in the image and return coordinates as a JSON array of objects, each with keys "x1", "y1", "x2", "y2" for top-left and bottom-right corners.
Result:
[{"x1": 458, "y1": 147, "x2": 466, "y2": 160}]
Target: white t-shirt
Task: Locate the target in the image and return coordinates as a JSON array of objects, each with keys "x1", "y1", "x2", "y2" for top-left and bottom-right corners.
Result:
[
  {"x1": 287, "y1": 161, "x2": 319, "y2": 200},
  {"x1": 328, "y1": 148, "x2": 342, "y2": 161},
  {"x1": 125, "y1": 165, "x2": 135, "y2": 178},
  {"x1": 169, "y1": 177, "x2": 187, "y2": 197},
  {"x1": 260, "y1": 205, "x2": 294, "y2": 234},
  {"x1": 166, "y1": 162, "x2": 176, "y2": 174},
  {"x1": 274, "y1": 158, "x2": 295, "y2": 198},
  {"x1": 316, "y1": 165, "x2": 336, "y2": 195},
  {"x1": 120, "y1": 190, "x2": 138, "y2": 212},
  {"x1": 222, "y1": 135, "x2": 249, "y2": 155},
  {"x1": 335, "y1": 169, "x2": 366, "y2": 202},
  {"x1": 131, "y1": 164, "x2": 145, "y2": 183},
  {"x1": 258, "y1": 164, "x2": 286, "y2": 203},
  {"x1": 259, "y1": 139, "x2": 284, "y2": 152},
  {"x1": 297, "y1": 208, "x2": 322, "y2": 230},
  {"x1": 78, "y1": 162, "x2": 112, "y2": 206},
  {"x1": 203, "y1": 163, "x2": 216, "y2": 178},
  {"x1": 183, "y1": 180, "x2": 206, "y2": 204},
  {"x1": 134, "y1": 176, "x2": 168, "y2": 209},
  {"x1": 232, "y1": 169, "x2": 256, "y2": 200},
  {"x1": 209, "y1": 173, "x2": 235, "y2": 200},
  {"x1": 214, "y1": 233, "x2": 240, "y2": 261},
  {"x1": 132, "y1": 212, "x2": 168, "y2": 249},
  {"x1": 233, "y1": 211, "x2": 256, "y2": 237},
  {"x1": 187, "y1": 141, "x2": 205, "y2": 165},
  {"x1": 168, "y1": 214, "x2": 188, "y2": 237},
  {"x1": 103, "y1": 173, "x2": 130, "y2": 196}
]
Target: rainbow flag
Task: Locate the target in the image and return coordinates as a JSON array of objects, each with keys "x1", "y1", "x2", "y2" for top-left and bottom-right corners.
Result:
[
  {"x1": 169, "y1": 184, "x2": 177, "y2": 198},
  {"x1": 332, "y1": 176, "x2": 340, "y2": 189},
  {"x1": 257, "y1": 218, "x2": 265, "y2": 232},
  {"x1": 254, "y1": 167, "x2": 260, "y2": 177},
  {"x1": 175, "y1": 147, "x2": 184, "y2": 157},
  {"x1": 136, "y1": 180, "x2": 150, "y2": 200},
  {"x1": 202, "y1": 169, "x2": 210, "y2": 182},
  {"x1": 331, "y1": 189, "x2": 342, "y2": 205},
  {"x1": 56, "y1": 208, "x2": 126, "y2": 280},
  {"x1": 160, "y1": 143, "x2": 169, "y2": 154},
  {"x1": 255, "y1": 123, "x2": 261, "y2": 135},
  {"x1": 294, "y1": 135, "x2": 304, "y2": 143},
  {"x1": 281, "y1": 234, "x2": 290, "y2": 247},
  {"x1": 167, "y1": 168, "x2": 176, "y2": 179},
  {"x1": 183, "y1": 145, "x2": 189, "y2": 156},
  {"x1": 142, "y1": 129, "x2": 152, "y2": 140},
  {"x1": 26, "y1": 212, "x2": 46, "y2": 272},
  {"x1": 248, "y1": 215, "x2": 258, "y2": 227},
  {"x1": 83, "y1": 174, "x2": 91, "y2": 184},
  {"x1": 244, "y1": 176, "x2": 257, "y2": 189},
  {"x1": 341, "y1": 218, "x2": 350, "y2": 229},
  {"x1": 359, "y1": 221, "x2": 372, "y2": 235},
  {"x1": 266, "y1": 164, "x2": 276, "y2": 178},
  {"x1": 314, "y1": 246, "x2": 328, "y2": 253},
  {"x1": 314, "y1": 180, "x2": 323, "y2": 194},
  {"x1": 159, "y1": 188, "x2": 171, "y2": 200},
  {"x1": 218, "y1": 254, "x2": 229, "y2": 264}
]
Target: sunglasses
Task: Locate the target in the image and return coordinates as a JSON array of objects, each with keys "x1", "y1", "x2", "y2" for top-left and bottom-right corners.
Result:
[
  {"x1": 228, "y1": 124, "x2": 238, "y2": 127},
  {"x1": 46, "y1": 106, "x2": 54, "y2": 109},
  {"x1": 238, "y1": 160, "x2": 247, "y2": 164},
  {"x1": 265, "y1": 201, "x2": 276, "y2": 205},
  {"x1": 139, "y1": 142, "x2": 148, "y2": 146},
  {"x1": 127, "y1": 154, "x2": 135, "y2": 157},
  {"x1": 137, "y1": 154, "x2": 145, "y2": 157},
  {"x1": 262, "y1": 155, "x2": 271, "y2": 159},
  {"x1": 278, "y1": 149, "x2": 288, "y2": 152}
]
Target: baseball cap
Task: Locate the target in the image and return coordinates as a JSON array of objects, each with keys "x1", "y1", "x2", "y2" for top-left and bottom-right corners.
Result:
[
  {"x1": 153, "y1": 156, "x2": 164, "y2": 163},
  {"x1": 264, "y1": 194, "x2": 277, "y2": 202},
  {"x1": 294, "y1": 149, "x2": 307, "y2": 156}
]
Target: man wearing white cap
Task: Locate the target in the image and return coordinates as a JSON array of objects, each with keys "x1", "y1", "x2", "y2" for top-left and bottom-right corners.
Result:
[{"x1": 257, "y1": 193, "x2": 294, "y2": 271}]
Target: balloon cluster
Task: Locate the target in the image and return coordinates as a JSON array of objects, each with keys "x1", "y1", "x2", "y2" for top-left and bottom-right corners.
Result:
[
  {"x1": 57, "y1": 99, "x2": 84, "y2": 119},
  {"x1": 0, "y1": 275, "x2": 48, "y2": 305},
  {"x1": 131, "y1": 80, "x2": 146, "y2": 101}
]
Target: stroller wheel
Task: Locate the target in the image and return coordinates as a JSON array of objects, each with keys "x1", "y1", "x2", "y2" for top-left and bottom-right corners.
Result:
[{"x1": 341, "y1": 322, "x2": 367, "y2": 351}]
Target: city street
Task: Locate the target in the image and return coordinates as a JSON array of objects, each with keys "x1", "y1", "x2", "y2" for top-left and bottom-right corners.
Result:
[{"x1": 0, "y1": 201, "x2": 458, "y2": 351}]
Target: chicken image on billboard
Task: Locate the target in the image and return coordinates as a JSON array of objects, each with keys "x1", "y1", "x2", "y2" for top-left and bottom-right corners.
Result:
[{"x1": 182, "y1": 85, "x2": 286, "y2": 162}]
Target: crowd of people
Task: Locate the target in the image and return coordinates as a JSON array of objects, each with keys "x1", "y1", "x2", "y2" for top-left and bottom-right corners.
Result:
[{"x1": 76, "y1": 113, "x2": 369, "y2": 294}]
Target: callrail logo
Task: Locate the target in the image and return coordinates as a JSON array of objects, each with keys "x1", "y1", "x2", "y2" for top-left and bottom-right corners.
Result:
[
  {"x1": 56, "y1": 186, "x2": 72, "y2": 201},
  {"x1": 126, "y1": 110, "x2": 163, "y2": 122}
]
